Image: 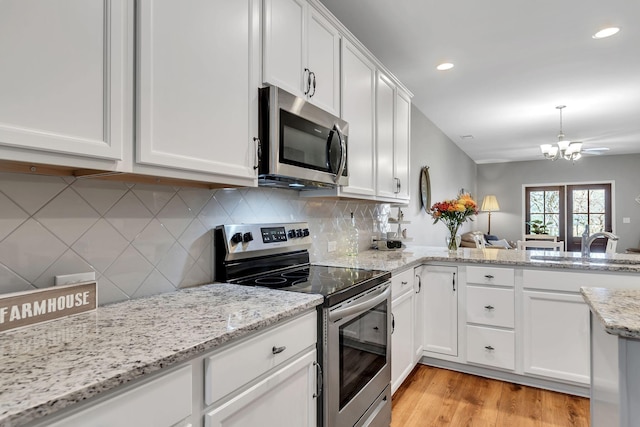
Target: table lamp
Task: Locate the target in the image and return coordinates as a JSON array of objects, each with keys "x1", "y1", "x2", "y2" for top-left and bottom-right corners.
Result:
[{"x1": 481, "y1": 195, "x2": 500, "y2": 235}]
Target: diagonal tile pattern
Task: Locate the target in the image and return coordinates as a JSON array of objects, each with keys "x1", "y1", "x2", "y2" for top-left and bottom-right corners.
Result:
[{"x1": 0, "y1": 173, "x2": 388, "y2": 305}]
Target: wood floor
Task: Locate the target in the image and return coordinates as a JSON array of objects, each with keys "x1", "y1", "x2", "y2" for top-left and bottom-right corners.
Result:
[{"x1": 391, "y1": 365, "x2": 589, "y2": 427}]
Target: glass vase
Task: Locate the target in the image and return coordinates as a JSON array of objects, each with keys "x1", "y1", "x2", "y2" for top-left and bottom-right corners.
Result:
[{"x1": 445, "y1": 224, "x2": 462, "y2": 252}]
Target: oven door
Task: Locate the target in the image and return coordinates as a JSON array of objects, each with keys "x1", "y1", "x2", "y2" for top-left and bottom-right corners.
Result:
[{"x1": 324, "y1": 282, "x2": 391, "y2": 427}]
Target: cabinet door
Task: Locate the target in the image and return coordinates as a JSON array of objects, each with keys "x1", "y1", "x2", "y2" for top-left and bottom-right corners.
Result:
[
  {"x1": 413, "y1": 268, "x2": 424, "y2": 362},
  {"x1": 391, "y1": 291, "x2": 414, "y2": 394},
  {"x1": 307, "y1": 8, "x2": 340, "y2": 115},
  {"x1": 522, "y1": 290, "x2": 590, "y2": 384},
  {"x1": 137, "y1": 0, "x2": 258, "y2": 182},
  {"x1": 394, "y1": 89, "x2": 411, "y2": 200},
  {"x1": 423, "y1": 265, "x2": 458, "y2": 357},
  {"x1": 376, "y1": 72, "x2": 396, "y2": 198},
  {"x1": 205, "y1": 349, "x2": 317, "y2": 427},
  {"x1": 340, "y1": 41, "x2": 376, "y2": 197},
  {"x1": 0, "y1": 0, "x2": 127, "y2": 161},
  {"x1": 263, "y1": 0, "x2": 306, "y2": 97}
]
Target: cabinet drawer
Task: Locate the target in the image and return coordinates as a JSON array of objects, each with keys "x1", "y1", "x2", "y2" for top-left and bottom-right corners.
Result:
[
  {"x1": 392, "y1": 268, "x2": 415, "y2": 299},
  {"x1": 46, "y1": 365, "x2": 192, "y2": 427},
  {"x1": 466, "y1": 325, "x2": 515, "y2": 370},
  {"x1": 466, "y1": 266, "x2": 514, "y2": 287},
  {"x1": 205, "y1": 311, "x2": 317, "y2": 405},
  {"x1": 466, "y1": 286, "x2": 514, "y2": 328}
]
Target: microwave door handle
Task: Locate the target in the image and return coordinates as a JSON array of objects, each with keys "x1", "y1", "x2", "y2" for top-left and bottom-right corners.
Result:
[
  {"x1": 328, "y1": 285, "x2": 390, "y2": 322},
  {"x1": 333, "y1": 124, "x2": 346, "y2": 183}
]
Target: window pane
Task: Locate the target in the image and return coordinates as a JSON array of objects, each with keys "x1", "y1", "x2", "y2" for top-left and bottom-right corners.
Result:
[
  {"x1": 530, "y1": 192, "x2": 545, "y2": 213},
  {"x1": 590, "y1": 190, "x2": 605, "y2": 213},
  {"x1": 573, "y1": 214, "x2": 588, "y2": 236},
  {"x1": 545, "y1": 191, "x2": 560, "y2": 213},
  {"x1": 590, "y1": 214, "x2": 605, "y2": 232},
  {"x1": 547, "y1": 214, "x2": 559, "y2": 236},
  {"x1": 573, "y1": 190, "x2": 589, "y2": 213}
]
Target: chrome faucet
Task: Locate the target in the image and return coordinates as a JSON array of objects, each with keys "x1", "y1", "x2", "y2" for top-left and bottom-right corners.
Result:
[{"x1": 581, "y1": 225, "x2": 619, "y2": 258}]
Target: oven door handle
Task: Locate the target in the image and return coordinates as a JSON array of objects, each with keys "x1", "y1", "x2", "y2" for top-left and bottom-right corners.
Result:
[{"x1": 329, "y1": 285, "x2": 390, "y2": 322}]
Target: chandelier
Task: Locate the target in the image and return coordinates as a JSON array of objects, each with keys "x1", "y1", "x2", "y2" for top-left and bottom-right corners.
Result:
[{"x1": 540, "y1": 105, "x2": 582, "y2": 161}]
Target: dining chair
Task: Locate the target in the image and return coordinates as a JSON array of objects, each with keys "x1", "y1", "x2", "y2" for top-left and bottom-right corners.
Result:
[{"x1": 472, "y1": 233, "x2": 486, "y2": 249}]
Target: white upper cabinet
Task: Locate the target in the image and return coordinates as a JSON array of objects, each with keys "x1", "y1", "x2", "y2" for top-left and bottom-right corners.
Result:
[
  {"x1": 136, "y1": 0, "x2": 259, "y2": 186},
  {"x1": 0, "y1": 0, "x2": 128, "y2": 163},
  {"x1": 394, "y1": 89, "x2": 411, "y2": 201},
  {"x1": 376, "y1": 70, "x2": 411, "y2": 202},
  {"x1": 376, "y1": 72, "x2": 396, "y2": 199},
  {"x1": 263, "y1": 0, "x2": 340, "y2": 115},
  {"x1": 340, "y1": 40, "x2": 376, "y2": 197}
]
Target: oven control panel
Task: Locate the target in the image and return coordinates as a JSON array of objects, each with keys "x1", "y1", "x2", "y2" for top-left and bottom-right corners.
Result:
[{"x1": 217, "y1": 222, "x2": 312, "y2": 259}]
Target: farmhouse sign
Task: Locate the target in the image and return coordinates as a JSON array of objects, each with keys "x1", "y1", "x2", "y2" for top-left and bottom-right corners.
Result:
[{"x1": 0, "y1": 281, "x2": 97, "y2": 333}]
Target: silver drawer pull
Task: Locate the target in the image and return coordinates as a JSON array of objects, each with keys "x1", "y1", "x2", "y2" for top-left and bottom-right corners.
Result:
[
  {"x1": 484, "y1": 274, "x2": 495, "y2": 279},
  {"x1": 272, "y1": 345, "x2": 286, "y2": 355},
  {"x1": 484, "y1": 305, "x2": 495, "y2": 310},
  {"x1": 401, "y1": 281, "x2": 408, "y2": 286},
  {"x1": 485, "y1": 345, "x2": 495, "y2": 351}
]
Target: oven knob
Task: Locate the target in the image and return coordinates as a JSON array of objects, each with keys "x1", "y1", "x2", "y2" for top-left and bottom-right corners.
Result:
[
  {"x1": 287, "y1": 229, "x2": 296, "y2": 239},
  {"x1": 243, "y1": 232, "x2": 253, "y2": 243},
  {"x1": 230, "y1": 232, "x2": 243, "y2": 244},
  {"x1": 302, "y1": 228, "x2": 310, "y2": 237},
  {"x1": 295, "y1": 229, "x2": 303, "y2": 238}
]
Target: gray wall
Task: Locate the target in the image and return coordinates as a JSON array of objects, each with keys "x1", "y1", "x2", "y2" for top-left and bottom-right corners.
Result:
[
  {"x1": 477, "y1": 154, "x2": 640, "y2": 252},
  {"x1": 403, "y1": 105, "x2": 478, "y2": 245}
]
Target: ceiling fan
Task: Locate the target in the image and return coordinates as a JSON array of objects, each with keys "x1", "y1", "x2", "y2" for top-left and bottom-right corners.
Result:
[
  {"x1": 540, "y1": 106, "x2": 583, "y2": 161},
  {"x1": 581, "y1": 147, "x2": 610, "y2": 156}
]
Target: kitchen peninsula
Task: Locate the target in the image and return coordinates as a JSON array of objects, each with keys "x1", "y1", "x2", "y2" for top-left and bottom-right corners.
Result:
[
  {"x1": 3, "y1": 247, "x2": 640, "y2": 426},
  {"x1": 582, "y1": 287, "x2": 640, "y2": 427}
]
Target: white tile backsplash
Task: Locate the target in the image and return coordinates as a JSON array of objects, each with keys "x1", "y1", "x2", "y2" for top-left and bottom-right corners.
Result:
[{"x1": 0, "y1": 173, "x2": 388, "y2": 305}]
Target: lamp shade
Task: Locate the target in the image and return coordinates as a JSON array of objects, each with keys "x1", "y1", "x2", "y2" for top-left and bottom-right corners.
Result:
[{"x1": 481, "y1": 195, "x2": 500, "y2": 212}]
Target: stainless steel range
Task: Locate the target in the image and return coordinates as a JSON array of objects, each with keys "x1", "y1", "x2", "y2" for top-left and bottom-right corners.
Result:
[{"x1": 214, "y1": 222, "x2": 392, "y2": 427}]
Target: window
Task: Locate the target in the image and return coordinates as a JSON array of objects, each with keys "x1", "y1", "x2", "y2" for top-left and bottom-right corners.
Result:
[
  {"x1": 525, "y1": 186, "x2": 565, "y2": 241},
  {"x1": 525, "y1": 183, "x2": 612, "y2": 252}
]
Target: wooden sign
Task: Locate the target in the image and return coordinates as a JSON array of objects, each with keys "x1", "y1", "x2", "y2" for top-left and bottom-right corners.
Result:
[{"x1": 0, "y1": 281, "x2": 97, "y2": 333}]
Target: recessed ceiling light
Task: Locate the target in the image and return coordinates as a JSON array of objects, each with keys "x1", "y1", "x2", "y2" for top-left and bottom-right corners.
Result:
[
  {"x1": 592, "y1": 27, "x2": 620, "y2": 39},
  {"x1": 436, "y1": 62, "x2": 454, "y2": 71}
]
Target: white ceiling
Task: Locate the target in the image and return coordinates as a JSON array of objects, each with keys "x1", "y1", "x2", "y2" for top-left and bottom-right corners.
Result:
[{"x1": 319, "y1": 0, "x2": 640, "y2": 164}]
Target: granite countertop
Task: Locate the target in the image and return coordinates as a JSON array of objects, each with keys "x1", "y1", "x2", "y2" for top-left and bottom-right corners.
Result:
[
  {"x1": 318, "y1": 245, "x2": 640, "y2": 274},
  {"x1": 581, "y1": 287, "x2": 640, "y2": 339},
  {"x1": 0, "y1": 283, "x2": 323, "y2": 427}
]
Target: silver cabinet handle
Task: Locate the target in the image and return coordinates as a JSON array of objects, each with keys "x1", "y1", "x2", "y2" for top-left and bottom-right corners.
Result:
[
  {"x1": 484, "y1": 305, "x2": 495, "y2": 310},
  {"x1": 253, "y1": 137, "x2": 261, "y2": 170},
  {"x1": 401, "y1": 281, "x2": 408, "y2": 286},
  {"x1": 484, "y1": 274, "x2": 495, "y2": 279},
  {"x1": 272, "y1": 345, "x2": 286, "y2": 355},
  {"x1": 309, "y1": 71, "x2": 316, "y2": 97},
  {"x1": 415, "y1": 274, "x2": 422, "y2": 294},
  {"x1": 313, "y1": 362, "x2": 323, "y2": 398},
  {"x1": 485, "y1": 345, "x2": 495, "y2": 351},
  {"x1": 303, "y1": 68, "x2": 311, "y2": 95}
]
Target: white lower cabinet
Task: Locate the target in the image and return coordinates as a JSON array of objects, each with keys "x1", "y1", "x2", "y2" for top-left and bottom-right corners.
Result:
[
  {"x1": 391, "y1": 289, "x2": 413, "y2": 394},
  {"x1": 391, "y1": 268, "x2": 417, "y2": 394},
  {"x1": 422, "y1": 265, "x2": 458, "y2": 357},
  {"x1": 204, "y1": 311, "x2": 318, "y2": 427},
  {"x1": 205, "y1": 349, "x2": 317, "y2": 427},
  {"x1": 522, "y1": 290, "x2": 590, "y2": 384}
]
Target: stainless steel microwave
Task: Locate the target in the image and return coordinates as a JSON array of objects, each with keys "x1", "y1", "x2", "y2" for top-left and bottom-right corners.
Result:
[{"x1": 258, "y1": 86, "x2": 349, "y2": 189}]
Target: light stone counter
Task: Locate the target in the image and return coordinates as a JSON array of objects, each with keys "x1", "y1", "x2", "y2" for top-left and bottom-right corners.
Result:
[
  {"x1": 0, "y1": 283, "x2": 323, "y2": 427},
  {"x1": 581, "y1": 287, "x2": 640, "y2": 339},
  {"x1": 318, "y1": 245, "x2": 640, "y2": 274}
]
